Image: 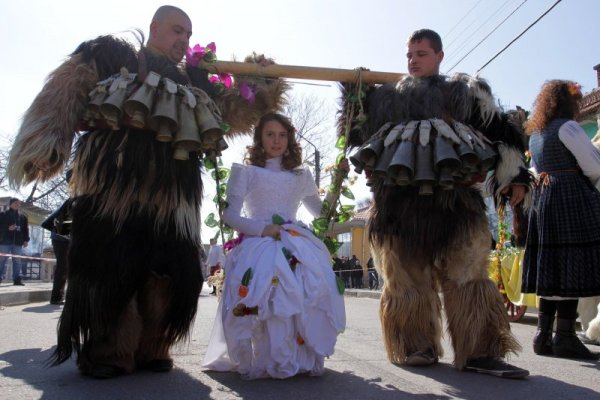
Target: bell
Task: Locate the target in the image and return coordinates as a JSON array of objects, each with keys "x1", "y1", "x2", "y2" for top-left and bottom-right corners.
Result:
[
  {"x1": 437, "y1": 166, "x2": 454, "y2": 190},
  {"x1": 173, "y1": 97, "x2": 202, "y2": 161},
  {"x1": 195, "y1": 103, "x2": 224, "y2": 148},
  {"x1": 434, "y1": 135, "x2": 461, "y2": 172},
  {"x1": 387, "y1": 140, "x2": 415, "y2": 186},
  {"x1": 348, "y1": 150, "x2": 364, "y2": 174},
  {"x1": 373, "y1": 142, "x2": 397, "y2": 178},
  {"x1": 150, "y1": 78, "x2": 179, "y2": 142},
  {"x1": 456, "y1": 140, "x2": 480, "y2": 173},
  {"x1": 123, "y1": 71, "x2": 161, "y2": 129},
  {"x1": 100, "y1": 87, "x2": 128, "y2": 130},
  {"x1": 474, "y1": 142, "x2": 498, "y2": 172},
  {"x1": 216, "y1": 137, "x2": 229, "y2": 155},
  {"x1": 414, "y1": 144, "x2": 435, "y2": 195},
  {"x1": 358, "y1": 137, "x2": 385, "y2": 169},
  {"x1": 88, "y1": 86, "x2": 107, "y2": 118}
]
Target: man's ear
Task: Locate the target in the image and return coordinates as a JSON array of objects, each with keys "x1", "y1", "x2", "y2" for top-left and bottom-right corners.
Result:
[{"x1": 437, "y1": 50, "x2": 444, "y2": 64}]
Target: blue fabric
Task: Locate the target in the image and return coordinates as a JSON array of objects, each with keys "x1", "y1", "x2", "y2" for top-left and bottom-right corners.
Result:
[
  {"x1": 522, "y1": 119, "x2": 600, "y2": 297},
  {"x1": 0, "y1": 244, "x2": 24, "y2": 281}
]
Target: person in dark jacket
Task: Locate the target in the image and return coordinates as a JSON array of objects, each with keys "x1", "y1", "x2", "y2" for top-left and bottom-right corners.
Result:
[{"x1": 0, "y1": 198, "x2": 30, "y2": 285}]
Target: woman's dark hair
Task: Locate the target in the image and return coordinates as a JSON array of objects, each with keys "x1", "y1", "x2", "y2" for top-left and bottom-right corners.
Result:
[{"x1": 245, "y1": 113, "x2": 302, "y2": 170}]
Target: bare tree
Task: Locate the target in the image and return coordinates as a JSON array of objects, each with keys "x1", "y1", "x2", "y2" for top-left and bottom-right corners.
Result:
[
  {"x1": 283, "y1": 92, "x2": 338, "y2": 187},
  {"x1": 0, "y1": 146, "x2": 69, "y2": 210}
]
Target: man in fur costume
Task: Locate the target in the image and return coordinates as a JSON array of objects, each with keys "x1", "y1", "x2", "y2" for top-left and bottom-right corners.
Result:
[
  {"x1": 343, "y1": 29, "x2": 531, "y2": 378},
  {"x1": 7, "y1": 5, "x2": 287, "y2": 378}
]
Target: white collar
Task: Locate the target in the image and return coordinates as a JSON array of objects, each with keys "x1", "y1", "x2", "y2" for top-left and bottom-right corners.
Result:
[{"x1": 265, "y1": 156, "x2": 283, "y2": 171}]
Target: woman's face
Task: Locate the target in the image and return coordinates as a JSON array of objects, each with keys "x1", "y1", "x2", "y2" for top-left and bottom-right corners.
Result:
[{"x1": 260, "y1": 120, "x2": 289, "y2": 159}]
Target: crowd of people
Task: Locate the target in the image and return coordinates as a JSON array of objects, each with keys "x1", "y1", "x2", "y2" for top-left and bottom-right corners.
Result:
[{"x1": 3, "y1": 2, "x2": 599, "y2": 385}]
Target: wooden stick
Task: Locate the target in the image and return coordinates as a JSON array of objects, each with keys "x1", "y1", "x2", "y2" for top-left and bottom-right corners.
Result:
[{"x1": 200, "y1": 60, "x2": 404, "y2": 84}]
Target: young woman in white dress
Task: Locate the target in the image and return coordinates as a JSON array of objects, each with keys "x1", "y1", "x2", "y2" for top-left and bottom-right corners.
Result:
[{"x1": 202, "y1": 113, "x2": 347, "y2": 379}]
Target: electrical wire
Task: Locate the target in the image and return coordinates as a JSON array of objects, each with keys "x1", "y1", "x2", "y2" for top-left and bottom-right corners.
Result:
[
  {"x1": 477, "y1": 0, "x2": 563, "y2": 73},
  {"x1": 446, "y1": 0, "x2": 529, "y2": 73}
]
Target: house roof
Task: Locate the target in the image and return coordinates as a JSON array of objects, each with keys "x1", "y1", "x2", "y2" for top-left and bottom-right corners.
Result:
[{"x1": 580, "y1": 88, "x2": 600, "y2": 120}]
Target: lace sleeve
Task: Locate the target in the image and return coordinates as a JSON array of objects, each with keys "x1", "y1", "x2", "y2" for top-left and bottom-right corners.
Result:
[
  {"x1": 222, "y1": 164, "x2": 267, "y2": 236},
  {"x1": 300, "y1": 168, "x2": 323, "y2": 218}
]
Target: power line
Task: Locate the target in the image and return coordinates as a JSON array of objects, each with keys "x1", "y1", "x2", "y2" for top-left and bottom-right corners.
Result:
[
  {"x1": 446, "y1": 0, "x2": 529, "y2": 73},
  {"x1": 477, "y1": 0, "x2": 563, "y2": 74},
  {"x1": 443, "y1": 0, "x2": 484, "y2": 41},
  {"x1": 445, "y1": 0, "x2": 513, "y2": 55}
]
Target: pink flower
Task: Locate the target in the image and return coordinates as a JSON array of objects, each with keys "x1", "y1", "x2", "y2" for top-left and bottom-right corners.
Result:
[
  {"x1": 186, "y1": 44, "x2": 206, "y2": 67},
  {"x1": 224, "y1": 233, "x2": 245, "y2": 251},
  {"x1": 239, "y1": 83, "x2": 256, "y2": 103},
  {"x1": 206, "y1": 42, "x2": 217, "y2": 53},
  {"x1": 209, "y1": 73, "x2": 233, "y2": 89}
]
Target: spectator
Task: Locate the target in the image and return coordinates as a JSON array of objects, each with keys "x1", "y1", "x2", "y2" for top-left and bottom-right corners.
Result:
[
  {"x1": 367, "y1": 257, "x2": 379, "y2": 290},
  {"x1": 205, "y1": 238, "x2": 225, "y2": 295},
  {"x1": 0, "y1": 198, "x2": 30, "y2": 286},
  {"x1": 522, "y1": 80, "x2": 600, "y2": 360},
  {"x1": 350, "y1": 255, "x2": 363, "y2": 289}
]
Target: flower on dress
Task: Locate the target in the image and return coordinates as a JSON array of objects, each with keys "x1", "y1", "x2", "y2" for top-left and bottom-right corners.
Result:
[
  {"x1": 567, "y1": 82, "x2": 582, "y2": 98},
  {"x1": 239, "y1": 267, "x2": 253, "y2": 298},
  {"x1": 239, "y1": 82, "x2": 256, "y2": 103},
  {"x1": 232, "y1": 303, "x2": 259, "y2": 316},
  {"x1": 296, "y1": 335, "x2": 305, "y2": 345}
]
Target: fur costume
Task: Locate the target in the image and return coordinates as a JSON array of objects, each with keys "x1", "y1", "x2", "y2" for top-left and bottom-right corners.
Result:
[
  {"x1": 8, "y1": 35, "x2": 287, "y2": 376},
  {"x1": 340, "y1": 74, "x2": 532, "y2": 369}
]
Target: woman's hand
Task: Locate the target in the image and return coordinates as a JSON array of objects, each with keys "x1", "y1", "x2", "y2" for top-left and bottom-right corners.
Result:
[{"x1": 261, "y1": 224, "x2": 282, "y2": 239}]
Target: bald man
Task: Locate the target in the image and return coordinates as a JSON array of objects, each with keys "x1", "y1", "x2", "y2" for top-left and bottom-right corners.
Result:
[{"x1": 9, "y1": 4, "x2": 287, "y2": 378}]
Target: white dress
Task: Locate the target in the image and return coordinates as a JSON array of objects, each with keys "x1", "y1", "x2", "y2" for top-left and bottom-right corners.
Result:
[{"x1": 202, "y1": 157, "x2": 346, "y2": 379}]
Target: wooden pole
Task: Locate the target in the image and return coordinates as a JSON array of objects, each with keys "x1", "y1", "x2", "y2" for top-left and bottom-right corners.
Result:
[{"x1": 200, "y1": 60, "x2": 404, "y2": 84}]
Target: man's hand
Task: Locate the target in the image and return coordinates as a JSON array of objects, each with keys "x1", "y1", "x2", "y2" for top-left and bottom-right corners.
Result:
[{"x1": 502, "y1": 184, "x2": 526, "y2": 208}]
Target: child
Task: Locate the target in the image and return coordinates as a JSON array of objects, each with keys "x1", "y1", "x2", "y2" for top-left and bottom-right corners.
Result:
[{"x1": 202, "y1": 113, "x2": 346, "y2": 379}]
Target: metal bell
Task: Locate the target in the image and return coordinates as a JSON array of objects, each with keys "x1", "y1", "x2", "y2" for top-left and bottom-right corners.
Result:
[
  {"x1": 373, "y1": 142, "x2": 397, "y2": 178},
  {"x1": 195, "y1": 103, "x2": 224, "y2": 148},
  {"x1": 348, "y1": 150, "x2": 364, "y2": 174},
  {"x1": 88, "y1": 86, "x2": 107, "y2": 118},
  {"x1": 150, "y1": 78, "x2": 179, "y2": 142},
  {"x1": 173, "y1": 97, "x2": 202, "y2": 161},
  {"x1": 387, "y1": 140, "x2": 415, "y2": 186},
  {"x1": 456, "y1": 140, "x2": 480, "y2": 173},
  {"x1": 414, "y1": 144, "x2": 435, "y2": 195},
  {"x1": 474, "y1": 142, "x2": 498, "y2": 172},
  {"x1": 123, "y1": 71, "x2": 160, "y2": 129},
  {"x1": 437, "y1": 166, "x2": 454, "y2": 190},
  {"x1": 434, "y1": 135, "x2": 461, "y2": 171},
  {"x1": 358, "y1": 137, "x2": 385, "y2": 169},
  {"x1": 100, "y1": 87, "x2": 128, "y2": 130}
]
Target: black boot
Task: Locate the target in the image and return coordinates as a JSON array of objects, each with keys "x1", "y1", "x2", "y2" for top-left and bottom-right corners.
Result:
[
  {"x1": 552, "y1": 318, "x2": 600, "y2": 360},
  {"x1": 13, "y1": 277, "x2": 24, "y2": 286},
  {"x1": 533, "y1": 314, "x2": 554, "y2": 355}
]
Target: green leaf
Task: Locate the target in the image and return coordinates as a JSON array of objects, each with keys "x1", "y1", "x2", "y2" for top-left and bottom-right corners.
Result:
[
  {"x1": 321, "y1": 200, "x2": 331, "y2": 214},
  {"x1": 241, "y1": 268, "x2": 253, "y2": 286},
  {"x1": 335, "y1": 136, "x2": 346, "y2": 150},
  {"x1": 272, "y1": 214, "x2": 285, "y2": 225},
  {"x1": 211, "y1": 168, "x2": 230, "y2": 180},
  {"x1": 313, "y1": 217, "x2": 329, "y2": 231},
  {"x1": 220, "y1": 123, "x2": 231, "y2": 133},
  {"x1": 336, "y1": 276, "x2": 346, "y2": 295},
  {"x1": 204, "y1": 158, "x2": 216, "y2": 170},
  {"x1": 335, "y1": 152, "x2": 346, "y2": 166},
  {"x1": 204, "y1": 213, "x2": 218, "y2": 228},
  {"x1": 341, "y1": 188, "x2": 355, "y2": 200},
  {"x1": 217, "y1": 183, "x2": 227, "y2": 195},
  {"x1": 336, "y1": 212, "x2": 351, "y2": 223},
  {"x1": 341, "y1": 204, "x2": 355, "y2": 212}
]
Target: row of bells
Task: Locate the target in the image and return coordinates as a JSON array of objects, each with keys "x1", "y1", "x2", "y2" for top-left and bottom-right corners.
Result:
[
  {"x1": 81, "y1": 69, "x2": 227, "y2": 160},
  {"x1": 349, "y1": 120, "x2": 498, "y2": 195}
]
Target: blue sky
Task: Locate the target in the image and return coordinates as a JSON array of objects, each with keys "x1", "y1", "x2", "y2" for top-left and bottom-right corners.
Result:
[{"x1": 0, "y1": 0, "x2": 597, "y2": 238}]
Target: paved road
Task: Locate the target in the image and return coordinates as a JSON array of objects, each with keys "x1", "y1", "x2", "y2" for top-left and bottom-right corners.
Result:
[{"x1": 0, "y1": 286, "x2": 598, "y2": 400}]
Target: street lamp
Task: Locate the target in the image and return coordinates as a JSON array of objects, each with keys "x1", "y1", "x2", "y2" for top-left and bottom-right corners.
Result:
[{"x1": 297, "y1": 132, "x2": 320, "y2": 187}]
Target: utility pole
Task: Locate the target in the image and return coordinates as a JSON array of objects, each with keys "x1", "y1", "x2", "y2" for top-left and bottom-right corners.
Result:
[{"x1": 297, "y1": 132, "x2": 320, "y2": 187}]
